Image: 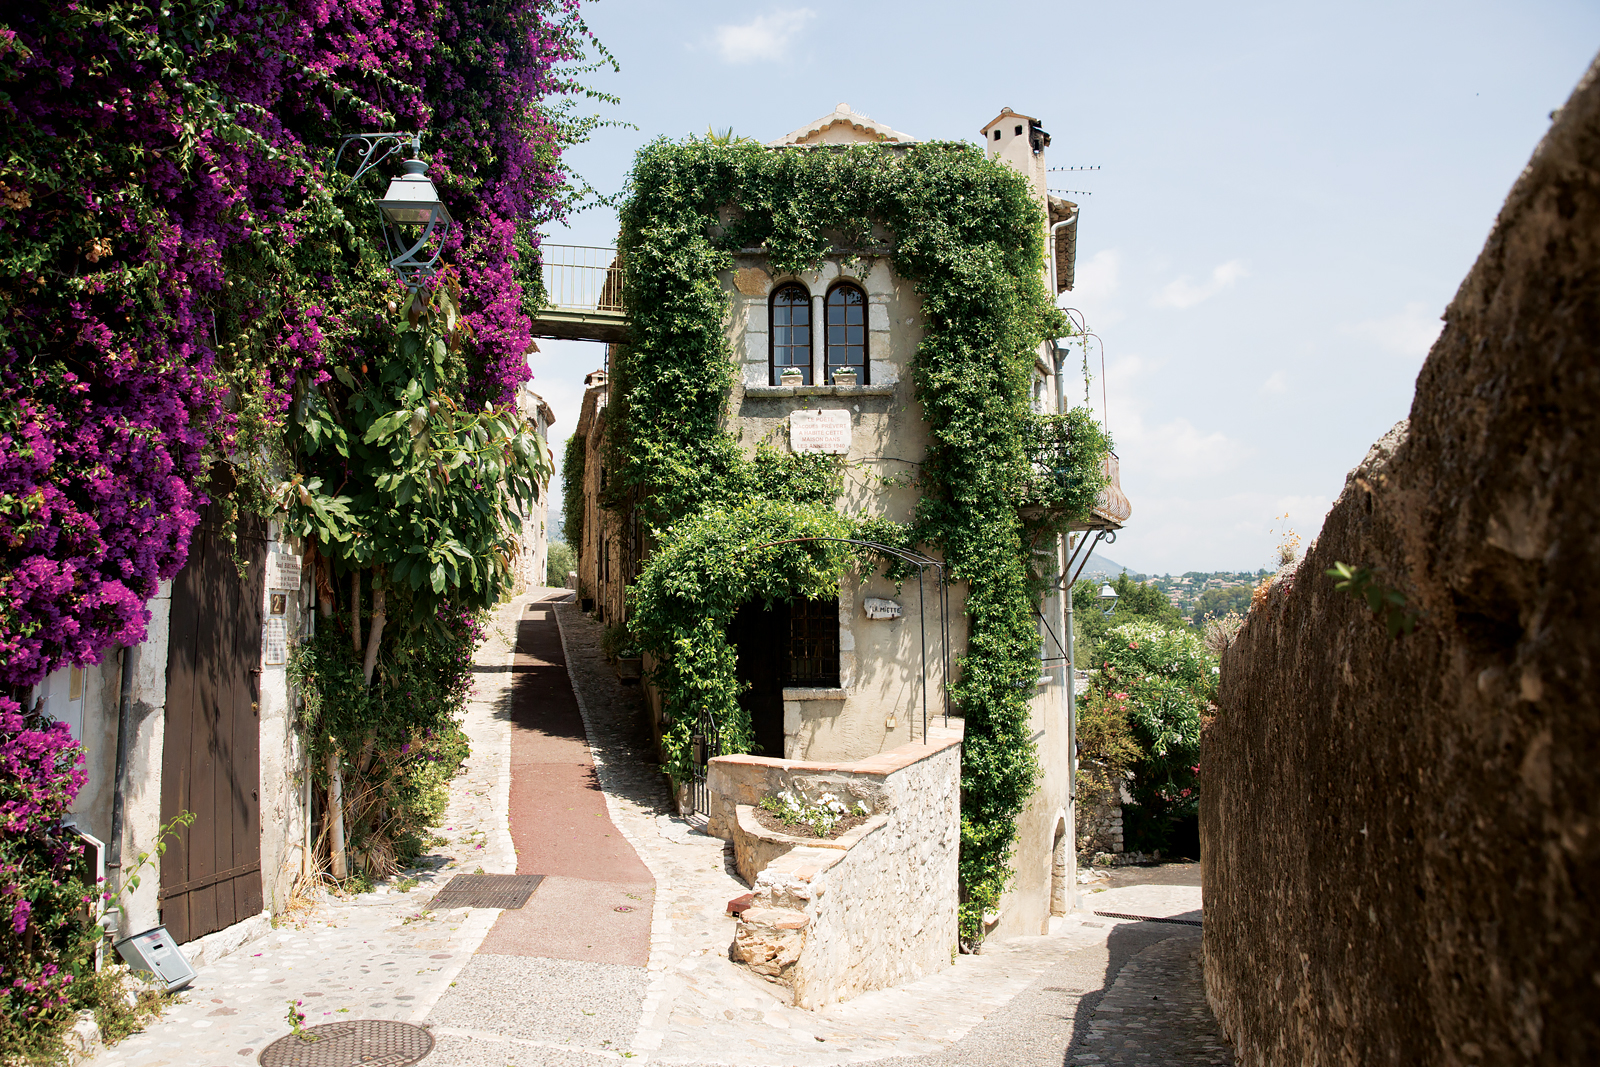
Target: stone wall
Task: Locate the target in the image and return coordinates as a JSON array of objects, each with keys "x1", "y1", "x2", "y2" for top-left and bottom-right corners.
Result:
[
  {"x1": 714, "y1": 727, "x2": 961, "y2": 1008},
  {"x1": 1203, "y1": 57, "x2": 1600, "y2": 1066}
]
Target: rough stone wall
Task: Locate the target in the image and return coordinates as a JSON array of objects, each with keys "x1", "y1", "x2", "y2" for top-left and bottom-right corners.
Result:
[
  {"x1": 792, "y1": 738, "x2": 959, "y2": 1006},
  {"x1": 1203, "y1": 57, "x2": 1600, "y2": 1067},
  {"x1": 721, "y1": 730, "x2": 961, "y2": 1008}
]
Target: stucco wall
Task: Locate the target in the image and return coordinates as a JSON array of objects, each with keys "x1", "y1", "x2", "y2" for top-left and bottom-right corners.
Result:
[
  {"x1": 719, "y1": 255, "x2": 979, "y2": 763},
  {"x1": 1203, "y1": 57, "x2": 1600, "y2": 1067}
]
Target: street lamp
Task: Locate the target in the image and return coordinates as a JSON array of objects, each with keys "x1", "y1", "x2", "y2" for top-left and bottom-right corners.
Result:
[
  {"x1": 375, "y1": 159, "x2": 453, "y2": 290},
  {"x1": 335, "y1": 132, "x2": 454, "y2": 290},
  {"x1": 1097, "y1": 583, "x2": 1120, "y2": 615}
]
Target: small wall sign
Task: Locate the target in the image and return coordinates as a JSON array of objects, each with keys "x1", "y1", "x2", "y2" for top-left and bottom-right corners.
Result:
[
  {"x1": 790, "y1": 409, "x2": 852, "y2": 454},
  {"x1": 863, "y1": 597, "x2": 902, "y2": 620}
]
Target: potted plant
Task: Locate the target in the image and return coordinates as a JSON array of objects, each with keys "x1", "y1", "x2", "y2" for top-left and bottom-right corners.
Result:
[
  {"x1": 779, "y1": 366, "x2": 804, "y2": 387},
  {"x1": 617, "y1": 648, "x2": 643, "y2": 682},
  {"x1": 831, "y1": 366, "x2": 858, "y2": 386}
]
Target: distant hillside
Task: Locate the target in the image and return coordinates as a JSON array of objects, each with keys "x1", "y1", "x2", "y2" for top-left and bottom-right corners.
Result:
[{"x1": 1077, "y1": 552, "x2": 1134, "y2": 578}]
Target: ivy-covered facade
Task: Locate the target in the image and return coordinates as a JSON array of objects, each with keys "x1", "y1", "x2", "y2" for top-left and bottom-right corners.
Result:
[{"x1": 573, "y1": 104, "x2": 1121, "y2": 944}]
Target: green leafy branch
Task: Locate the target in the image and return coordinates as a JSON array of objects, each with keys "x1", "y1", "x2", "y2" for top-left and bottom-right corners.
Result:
[{"x1": 1326, "y1": 561, "x2": 1420, "y2": 638}]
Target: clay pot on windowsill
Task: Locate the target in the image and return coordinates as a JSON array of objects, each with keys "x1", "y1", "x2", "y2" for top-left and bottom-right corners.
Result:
[
  {"x1": 779, "y1": 368, "x2": 804, "y2": 387},
  {"x1": 830, "y1": 367, "x2": 858, "y2": 386}
]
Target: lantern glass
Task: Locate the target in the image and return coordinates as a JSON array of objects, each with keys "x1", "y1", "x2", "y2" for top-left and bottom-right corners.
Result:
[{"x1": 376, "y1": 159, "x2": 451, "y2": 226}]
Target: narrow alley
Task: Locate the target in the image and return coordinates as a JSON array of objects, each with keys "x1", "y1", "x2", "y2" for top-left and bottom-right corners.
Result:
[{"x1": 83, "y1": 592, "x2": 1230, "y2": 1067}]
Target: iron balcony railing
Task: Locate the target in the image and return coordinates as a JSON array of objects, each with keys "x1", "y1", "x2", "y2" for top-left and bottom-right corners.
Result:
[{"x1": 540, "y1": 244, "x2": 624, "y2": 313}]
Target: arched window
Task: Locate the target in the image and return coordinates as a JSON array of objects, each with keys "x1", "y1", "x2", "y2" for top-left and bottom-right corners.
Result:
[
  {"x1": 825, "y1": 284, "x2": 867, "y2": 384},
  {"x1": 770, "y1": 284, "x2": 812, "y2": 385}
]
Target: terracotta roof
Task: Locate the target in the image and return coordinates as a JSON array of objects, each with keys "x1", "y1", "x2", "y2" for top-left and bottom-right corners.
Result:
[
  {"x1": 978, "y1": 106, "x2": 1040, "y2": 134},
  {"x1": 768, "y1": 103, "x2": 916, "y2": 147}
]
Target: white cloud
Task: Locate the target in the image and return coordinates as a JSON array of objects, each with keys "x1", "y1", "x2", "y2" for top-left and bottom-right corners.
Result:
[
  {"x1": 1344, "y1": 301, "x2": 1443, "y2": 357},
  {"x1": 713, "y1": 10, "x2": 815, "y2": 64},
  {"x1": 1261, "y1": 370, "x2": 1288, "y2": 395},
  {"x1": 1152, "y1": 259, "x2": 1248, "y2": 310},
  {"x1": 1108, "y1": 409, "x2": 1251, "y2": 481}
]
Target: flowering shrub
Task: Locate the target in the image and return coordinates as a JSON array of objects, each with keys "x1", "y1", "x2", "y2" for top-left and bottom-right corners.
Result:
[
  {"x1": 0, "y1": 695, "x2": 95, "y2": 1055},
  {"x1": 758, "y1": 790, "x2": 868, "y2": 838},
  {"x1": 0, "y1": 0, "x2": 601, "y2": 690},
  {"x1": 1085, "y1": 618, "x2": 1217, "y2": 853}
]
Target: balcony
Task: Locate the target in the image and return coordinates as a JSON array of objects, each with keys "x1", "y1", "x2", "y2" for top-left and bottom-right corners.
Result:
[
  {"x1": 1017, "y1": 414, "x2": 1130, "y2": 530},
  {"x1": 531, "y1": 244, "x2": 630, "y2": 344}
]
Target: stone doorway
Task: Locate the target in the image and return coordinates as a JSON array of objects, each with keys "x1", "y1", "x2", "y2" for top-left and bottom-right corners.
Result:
[{"x1": 730, "y1": 596, "x2": 840, "y2": 758}]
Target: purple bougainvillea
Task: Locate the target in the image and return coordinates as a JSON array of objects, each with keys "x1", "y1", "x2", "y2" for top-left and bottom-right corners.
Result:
[{"x1": 0, "y1": 1, "x2": 594, "y2": 690}]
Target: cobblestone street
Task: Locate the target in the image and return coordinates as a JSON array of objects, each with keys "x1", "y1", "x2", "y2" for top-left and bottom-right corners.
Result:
[{"x1": 85, "y1": 591, "x2": 1234, "y2": 1067}]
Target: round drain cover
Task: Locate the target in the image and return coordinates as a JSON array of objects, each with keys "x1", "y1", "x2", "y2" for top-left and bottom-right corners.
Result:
[{"x1": 258, "y1": 1020, "x2": 434, "y2": 1066}]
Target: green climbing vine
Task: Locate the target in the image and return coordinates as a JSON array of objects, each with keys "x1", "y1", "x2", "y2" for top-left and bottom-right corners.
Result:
[{"x1": 611, "y1": 137, "x2": 1110, "y2": 939}]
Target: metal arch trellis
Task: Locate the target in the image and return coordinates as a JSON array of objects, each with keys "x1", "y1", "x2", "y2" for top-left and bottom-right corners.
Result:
[{"x1": 750, "y1": 537, "x2": 953, "y2": 743}]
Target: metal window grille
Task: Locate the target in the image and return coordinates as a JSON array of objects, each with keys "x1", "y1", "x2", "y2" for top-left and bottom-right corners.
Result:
[{"x1": 787, "y1": 598, "x2": 840, "y2": 686}]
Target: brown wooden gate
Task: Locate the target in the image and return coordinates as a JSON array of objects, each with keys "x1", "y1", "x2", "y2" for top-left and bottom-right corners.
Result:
[{"x1": 160, "y1": 504, "x2": 266, "y2": 944}]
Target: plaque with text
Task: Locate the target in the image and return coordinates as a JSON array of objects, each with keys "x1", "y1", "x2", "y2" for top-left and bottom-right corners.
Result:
[
  {"x1": 789, "y1": 409, "x2": 852, "y2": 454},
  {"x1": 263, "y1": 618, "x2": 288, "y2": 666},
  {"x1": 265, "y1": 551, "x2": 302, "y2": 592}
]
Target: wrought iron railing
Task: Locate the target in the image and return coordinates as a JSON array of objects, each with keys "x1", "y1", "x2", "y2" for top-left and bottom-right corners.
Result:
[
  {"x1": 1018, "y1": 414, "x2": 1103, "y2": 511},
  {"x1": 539, "y1": 244, "x2": 624, "y2": 313},
  {"x1": 687, "y1": 706, "x2": 721, "y2": 816}
]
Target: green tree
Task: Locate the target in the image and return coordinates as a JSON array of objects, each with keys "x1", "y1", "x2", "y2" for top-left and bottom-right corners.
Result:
[
  {"x1": 1190, "y1": 584, "x2": 1253, "y2": 628},
  {"x1": 547, "y1": 540, "x2": 576, "y2": 587},
  {"x1": 1072, "y1": 571, "x2": 1183, "y2": 667}
]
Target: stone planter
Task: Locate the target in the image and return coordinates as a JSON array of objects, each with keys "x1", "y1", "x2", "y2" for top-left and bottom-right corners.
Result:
[
  {"x1": 830, "y1": 367, "x2": 858, "y2": 386},
  {"x1": 616, "y1": 657, "x2": 642, "y2": 682},
  {"x1": 779, "y1": 368, "x2": 804, "y2": 387}
]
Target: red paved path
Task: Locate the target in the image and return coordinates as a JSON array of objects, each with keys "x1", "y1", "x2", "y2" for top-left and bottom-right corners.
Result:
[{"x1": 475, "y1": 598, "x2": 654, "y2": 965}]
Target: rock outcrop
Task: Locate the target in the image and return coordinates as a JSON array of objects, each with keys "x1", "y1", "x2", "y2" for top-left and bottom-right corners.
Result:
[{"x1": 1203, "y1": 55, "x2": 1600, "y2": 1066}]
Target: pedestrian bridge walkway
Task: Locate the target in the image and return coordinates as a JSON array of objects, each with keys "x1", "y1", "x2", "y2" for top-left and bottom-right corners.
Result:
[{"x1": 532, "y1": 244, "x2": 630, "y2": 344}]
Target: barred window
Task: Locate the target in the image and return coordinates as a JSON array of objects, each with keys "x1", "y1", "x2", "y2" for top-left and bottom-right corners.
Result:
[{"x1": 787, "y1": 597, "x2": 839, "y2": 686}]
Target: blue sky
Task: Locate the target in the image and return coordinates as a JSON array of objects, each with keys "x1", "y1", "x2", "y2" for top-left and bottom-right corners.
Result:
[{"x1": 530, "y1": 1, "x2": 1600, "y2": 574}]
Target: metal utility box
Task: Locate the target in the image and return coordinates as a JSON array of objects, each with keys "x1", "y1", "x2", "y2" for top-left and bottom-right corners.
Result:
[{"x1": 113, "y1": 926, "x2": 196, "y2": 991}]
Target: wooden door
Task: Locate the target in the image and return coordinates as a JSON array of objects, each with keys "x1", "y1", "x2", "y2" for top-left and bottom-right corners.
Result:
[{"x1": 159, "y1": 505, "x2": 266, "y2": 944}]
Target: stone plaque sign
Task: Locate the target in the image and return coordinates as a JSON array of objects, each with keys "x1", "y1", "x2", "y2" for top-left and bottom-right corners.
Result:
[
  {"x1": 265, "y1": 550, "x2": 302, "y2": 591},
  {"x1": 790, "y1": 409, "x2": 852, "y2": 454},
  {"x1": 263, "y1": 617, "x2": 287, "y2": 666}
]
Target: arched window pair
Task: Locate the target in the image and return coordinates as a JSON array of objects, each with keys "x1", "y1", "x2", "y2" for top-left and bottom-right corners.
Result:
[{"x1": 769, "y1": 283, "x2": 868, "y2": 386}]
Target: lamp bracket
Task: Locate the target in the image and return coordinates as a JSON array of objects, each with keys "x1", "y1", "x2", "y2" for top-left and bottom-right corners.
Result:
[{"x1": 335, "y1": 132, "x2": 423, "y2": 183}]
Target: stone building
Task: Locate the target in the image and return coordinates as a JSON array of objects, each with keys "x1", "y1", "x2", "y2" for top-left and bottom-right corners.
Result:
[
  {"x1": 564, "y1": 101, "x2": 1128, "y2": 976},
  {"x1": 514, "y1": 383, "x2": 556, "y2": 592}
]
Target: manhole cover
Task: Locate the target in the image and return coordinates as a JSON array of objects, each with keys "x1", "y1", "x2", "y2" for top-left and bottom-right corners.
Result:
[
  {"x1": 427, "y1": 873, "x2": 543, "y2": 910},
  {"x1": 258, "y1": 1019, "x2": 433, "y2": 1066}
]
